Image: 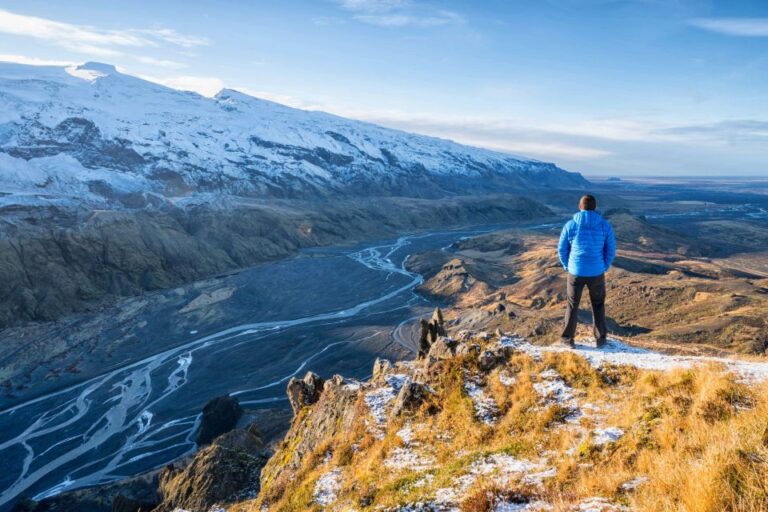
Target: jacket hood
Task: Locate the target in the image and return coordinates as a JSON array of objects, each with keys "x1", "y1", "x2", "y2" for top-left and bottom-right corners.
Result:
[{"x1": 572, "y1": 210, "x2": 603, "y2": 226}]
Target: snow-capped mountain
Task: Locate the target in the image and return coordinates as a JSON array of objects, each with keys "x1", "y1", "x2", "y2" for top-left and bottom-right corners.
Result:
[{"x1": 0, "y1": 61, "x2": 586, "y2": 208}]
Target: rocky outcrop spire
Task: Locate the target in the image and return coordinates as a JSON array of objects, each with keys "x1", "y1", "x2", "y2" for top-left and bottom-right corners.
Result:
[
  {"x1": 418, "y1": 307, "x2": 447, "y2": 358},
  {"x1": 286, "y1": 371, "x2": 325, "y2": 417},
  {"x1": 195, "y1": 395, "x2": 243, "y2": 446}
]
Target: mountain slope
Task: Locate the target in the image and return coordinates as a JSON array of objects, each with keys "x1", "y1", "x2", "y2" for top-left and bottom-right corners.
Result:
[
  {"x1": 0, "y1": 61, "x2": 586, "y2": 208},
  {"x1": 144, "y1": 330, "x2": 768, "y2": 512}
]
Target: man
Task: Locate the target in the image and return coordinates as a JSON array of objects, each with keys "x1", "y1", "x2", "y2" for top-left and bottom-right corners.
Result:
[{"x1": 557, "y1": 194, "x2": 616, "y2": 348}]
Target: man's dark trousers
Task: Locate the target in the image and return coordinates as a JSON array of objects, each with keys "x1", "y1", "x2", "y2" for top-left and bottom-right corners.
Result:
[{"x1": 561, "y1": 273, "x2": 607, "y2": 341}]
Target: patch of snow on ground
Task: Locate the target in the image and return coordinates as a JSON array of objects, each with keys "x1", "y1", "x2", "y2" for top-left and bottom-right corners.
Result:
[
  {"x1": 386, "y1": 373, "x2": 411, "y2": 389},
  {"x1": 434, "y1": 475, "x2": 475, "y2": 505},
  {"x1": 522, "y1": 467, "x2": 558, "y2": 486},
  {"x1": 397, "y1": 424, "x2": 415, "y2": 444},
  {"x1": 495, "y1": 501, "x2": 553, "y2": 511},
  {"x1": 574, "y1": 497, "x2": 628, "y2": 511},
  {"x1": 413, "y1": 474, "x2": 435, "y2": 488},
  {"x1": 364, "y1": 374, "x2": 412, "y2": 438},
  {"x1": 621, "y1": 475, "x2": 649, "y2": 490},
  {"x1": 432, "y1": 453, "x2": 551, "y2": 506},
  {"x1": 499, "y1": 335, "x2": 768, "y2": 382},
  {"x1": 385, "y1": 447, "x2": 436, "y2": 471},
  {"x1": 592, "y1": 427, "x2": 624, "y2": 445},
  {"x1": 313, "y1": 468, "x2": 342, "y2": 507},
  {"x1": 464, "y1": 376, "x2": 499, "y2": 424},
  {"x1": 499, "y1": 369, "x2": 517, "y2": 386},
  {"x1": 393, "y1": 503, "x2": 459, "y2": 512},
  {"x1": 344, "y1": 379, "x2": 362, "y2": 391},
  {"x1": 533, "y1": 369, "x2": 582, "y2": 422},
  {"x1": 365, "y1": 387, "x2": 397, "y2": 426}
]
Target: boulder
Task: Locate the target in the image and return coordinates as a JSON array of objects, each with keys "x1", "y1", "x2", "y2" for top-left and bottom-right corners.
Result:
[
  {"x1": 496, "y1": 344, "x2": 516, "y2": 359},
  {"x1": 478, "y1": 350, "x2": 499, "y2": 372},
  {"x1": 323, "y1": 374, "x2": 344, "y2": 391},
  {"x1": 456, "y1": 342, "x2": 481, "y2": 357},
  {"x1": 195, "y1": 395, "x2": 243, "y2": 446},
  {"x1": 287, "y1": 371, "x2": 325, "y2": 417},
  {"x1": 390, "y1": 381, "x2": 429, "y2": 417},
  {"x1": 428, "y1": 336, "x2": 457, "y2": 360}
]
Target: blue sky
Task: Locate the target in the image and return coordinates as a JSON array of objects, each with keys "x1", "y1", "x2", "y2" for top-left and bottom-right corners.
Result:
[{"x1": 0, "y1": 0, "x2": 766, "y2": 176}]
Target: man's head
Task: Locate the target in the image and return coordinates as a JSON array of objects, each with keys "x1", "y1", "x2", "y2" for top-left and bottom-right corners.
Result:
[{"x1": 579, "y1": 194, "x2": 597, "y2": 211}]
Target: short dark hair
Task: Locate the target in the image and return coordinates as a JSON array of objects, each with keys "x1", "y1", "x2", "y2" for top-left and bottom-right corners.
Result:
[{"x1": 579, "y1": 194, "x2": 597, "y2": 211}]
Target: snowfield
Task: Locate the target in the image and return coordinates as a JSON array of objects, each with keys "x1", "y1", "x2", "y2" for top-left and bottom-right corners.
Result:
[
  {"x1": 499, "y1": 335, "x2": 768, "y2": 382},
  {"x1": 0, "y1": 61, "x2": 585, "y2": 209}
]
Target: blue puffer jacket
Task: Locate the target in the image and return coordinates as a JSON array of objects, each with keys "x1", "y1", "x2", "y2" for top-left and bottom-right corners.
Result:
[{"x1": 558, "y1": 210, "x2": 616, "y2": 277}]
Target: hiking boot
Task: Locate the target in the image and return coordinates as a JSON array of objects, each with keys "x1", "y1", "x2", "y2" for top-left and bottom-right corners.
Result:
[
  {"x1": 595, "y1": 337, "x2": 608, "y2": 349},
  {"x1": 558, "y1": 337, "x2": 575, "y2": 348}
]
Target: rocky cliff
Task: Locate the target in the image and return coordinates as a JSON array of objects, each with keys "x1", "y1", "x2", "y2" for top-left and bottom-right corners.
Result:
[{"x1": 244, "y1": 331, "x2": 767, "y2": 512}]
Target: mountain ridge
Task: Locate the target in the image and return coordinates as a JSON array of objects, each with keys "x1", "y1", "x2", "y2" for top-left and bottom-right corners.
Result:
[{"x1": 0, "y1": 61, "x2": 587, "y2": 209}]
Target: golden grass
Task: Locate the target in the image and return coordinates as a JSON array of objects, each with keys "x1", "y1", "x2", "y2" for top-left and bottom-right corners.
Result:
[{"x1": 244, "y1": 343, "x2": 768, "y2": 512}]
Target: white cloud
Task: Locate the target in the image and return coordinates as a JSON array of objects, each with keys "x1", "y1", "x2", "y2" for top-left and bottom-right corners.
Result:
[
  {"x1": 355, "y1": 10, "x2": 462, "y2": 27},
  {"x1": 335, "y1": 0, "x2": 463, "y2": 27},
  {"x1": 136, "y1": 56, "x2": 187, "y2": 69},
  {"x1": 459, "y1": 139, "x2": 612, "y2": 160},
  {"x1": 140, "y1": 28, "x2": 209, "y2": 47},
  {"x1": 0, "y1": 8, "x2": 209, "y2": 57},
  {"x1": 0, "y1": 54, "x2": 77, "y2": 66},
  {"x1": 689, "y1": 17, "x2": 768, "y2": 37}
]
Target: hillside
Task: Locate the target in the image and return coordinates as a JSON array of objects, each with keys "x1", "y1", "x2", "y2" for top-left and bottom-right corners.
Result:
[
  {"x1": 98, "y1": 324, "x2": 768, "y2": 512},
  {"x1": 0, "y1": 61, "x2": 585, "y2": 208},
  {"x1": 407, "y1": 215, "x2": 768, "y2": 354}
]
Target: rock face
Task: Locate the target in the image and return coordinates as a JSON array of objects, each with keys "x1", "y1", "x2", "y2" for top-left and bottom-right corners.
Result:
[
  {"x1": 260, "y1": 376, "x2": 360, "y2": 496},
  {"x1": 286, "y1": 371, "x2": 325, "y2": 416},
  {"x1": 195, "y1": 395, "x2": 243, "y2": 446},
  {"x1": 156, "y1": 429, "x2": 267, "y2": 512},
  {"x1": 255, "y1": 327, "x2": 523, "y2": 509}
]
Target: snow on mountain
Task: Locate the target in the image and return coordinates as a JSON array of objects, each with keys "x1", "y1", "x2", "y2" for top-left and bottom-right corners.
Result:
[{"x1": 0, "y1": 61, "x2": 586, "y2": 208}]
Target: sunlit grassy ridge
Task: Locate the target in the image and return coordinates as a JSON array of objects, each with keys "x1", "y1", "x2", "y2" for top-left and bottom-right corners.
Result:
[{"x1": 232, "y1": 334, "x2": 768, "y2": 512}]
